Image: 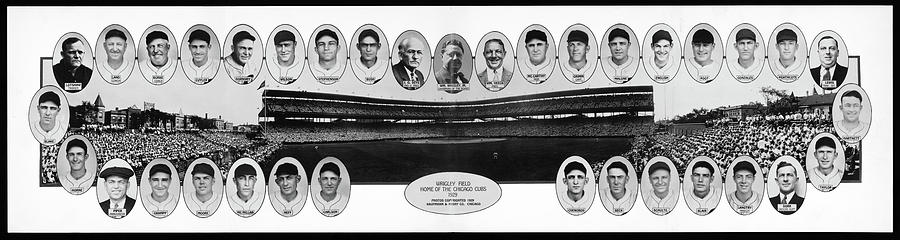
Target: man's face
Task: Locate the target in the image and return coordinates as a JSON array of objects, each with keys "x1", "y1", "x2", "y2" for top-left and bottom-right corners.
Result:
[
  {"x1": 567, "y1": 41, "x2": 589, "y2": 63},
  {"x1": 734, "y1": 39, "x2": 758, "y2": 61},
  {"x1": 777, "y1": 40, "x2": 798, "y2": 61},
  {"x1": 319, "y1": 170, "x2": 341, "y2": 195},
  {"x1": 608, "y1": 37, "x2": 630, "y2": 61},
  {"x1": 840, "y1": 96, "x2": 862, "y2": 122},
  {"x1": 147, "y1": 38, "x2": 170, "y2": 66},
  {"x1": 62, "y1": 40, "x2": 86, "y2": 68},
  {"x1": 149, "y1": 172, "x2": 171, "y2": 197},
  {"x1": 653, "y1": 39, "x2": 672, "y2": 62},
  {"x1": 192, "y1": 173, "x2": 213, "y2": 195},
  {"x1": 692, "y1": 167, "x2": 712, "y2": 194},
  {"x1": 776, "y1": 165, "x2": 797, "y2": 194},
  {"x1": 441, "y1": 44, "x2": 463, "y2": 73},
  {"x1": 483, "y1": 41, "x2": 505, "y2": 70},
  {"x1": 650, "y1": 169, "x2": 670, "y2": 194},
  {"x1": 105, "y1": 176, "x2": 128, "y2": 201},
  {"x1": 815, "y1": 145, "x2": 837, "y2": 169},
  {"x1": 316, "y1": 35, "x2": 338, "y2": 62},
  {"x1": 607, "y1": 168, "x2": 628, "y2": 195},
  {"x1": 525, "y1": 39, "x2": 548, "y2": 64},
  {"x1": 563, "y1": 169, "x2": 587, "y2": 195},
  {"x1": 818, "y1": 38, "x2": 839, "y2": 67},
  {"x1": 66, "y1": 146, "x2": 87, "y2": 172},
  {"x1": 235, "y1": 174, "x2": 256, "y2": 199},
  {"x1": 275, "y1": 174, "x2": 299, "y2": 196},
  {"x1": 233, "y1": 39, "x2": 254, "y2": 66},
  {"x1": 692, "y1": 42, "x2": 715, "y2": 63},
  {"x1": 104, "y1": 37, "x2": 127, "y2": 61},
  {"x1": 37, "y1": 101, "x2": 60, "y2": 125},
  {"x1": 734, "y1": 170, "x2": 755, "y2": 193},
  {"x1": 276, "y1": 40, "x2": 296, "y2": 63},
  {"x1": 189, "y1": 39, "x2": 209, "y2": 63},
  {"x1": 357, "y1": 36, "x2": 380, "y2": 61},
  {"x1": 400, "y1": 38, "x2": 425, "y2": 68}
]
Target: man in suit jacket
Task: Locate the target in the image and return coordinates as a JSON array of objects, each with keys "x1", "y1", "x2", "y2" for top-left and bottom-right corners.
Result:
[
  {"x1": 99, "y1": 166, "x2": 136, "y2": 219},
  {"x1": 810, "y1": 36, "x2": 848, "y2": 90},
  {"x1": 769, "y1": 162, "x2": 805, "y2": 215},
  {"x1": 54, "y1": 37, "x2": 93, "y2": 93},
  {"x1": 434, "y1": 38, "x2": 469, "y2": 86},
  {"x1": 477, "y1": 38, "x2": 513, "y2": 90},
  {"x1": 393, "y1": 37, "x2": 426, "y2": 90}
]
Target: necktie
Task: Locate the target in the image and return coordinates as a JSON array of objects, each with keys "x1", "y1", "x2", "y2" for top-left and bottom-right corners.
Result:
[
  {"x1": 410, "y1": 72, "x2": 416, "y2": 81},
  {"x1": 114, "y1": 202, "x2": 119, "y2": 209},
  {"x1": 493, "y1": 70, "x2": 500, "y2": 82},
  {"x1": 823, "y1": 68, "x2": 832, "y2": 81},
  {"x1": 781, "y1": 196, "x2": 787, "y2": 204}
]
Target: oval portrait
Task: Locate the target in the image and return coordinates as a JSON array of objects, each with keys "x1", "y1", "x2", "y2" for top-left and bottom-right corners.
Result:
[
  {"x1": 137, "y1": 24, "x2": 178, "y2": 85},
  {"x1": 53, "y1": 32, "x2": 94, "y2": 93},
  {"x1": 139, "y1": 158, "x2": 181, "y2": 218},
  {"x1": 767, "y1": 22, "x2": 808, "y2": 83},
  {"x1": 642, "y1": 23, "x2": 682, "y2": 84},
  {"x1": 683, "y1": 23, "x2": 724, "y2": 84},
  {"x1": 597, "y1": 156, "x2": 639, "y2": 216},
  {"x1": 95, "y1": 24, "x2": 136, "y2": 85},
  {"x1": 766, "y1": 156, "x2": 807, "y2": 215},
  {"x1": 182, "y1": 157, "x2": 225, "y2": 218},
  {"x1": 640, "y1": 156, "x2": 680, "y2": 216},
  {"x1": 225, "y1": 157, "x2": 266, "y2": 218},
  {"x1": 806, "y1": 132, "x2": 846, "y2": 192},
  {"x1": 349, "y1": 24, "x2": 390, "y2": 85},
  {"x1": 474, "y1": 31, "x2": 515, "y2": 92},
  {"x1": 831, "y1": 83, "x2": 871, "y2": 143},
  {"x1": 55, "y1": 134, "x2": 97, "y2": 195},
  {"x1": 725, "y1": 23, "x2": 766, "y2": 83},
  {"x1": 308, "y1": 24, "x2": 348, "y2": 85},
  {"x1": 180, "y1": 24, "x2": 221, "y2": 85},
  {"x1": 600, "y1": 23, "x2": 640, "y2": 84},
  {"x1": 266, "y1": 24, "x2": 306, "y2": 85},
  {"x1": 391, "y1": 30, "x2": 432, "y2": 91},
  {"x1": 96, "y1": 158, "x2": 138, "y2": 219},
  {"x1": 223, "y1": 24, "x2": 264, "y2": 85},
  {"x1": 808, "y1": 30, "x2": 851, "y2": 91},
  {"x1": 557, "y1": 23, "x2": 598, "y2": 84},
  {"x1": 516, "y1": 24, "x2": 556, "y2": 84},
  {"x1": 432, "y1": 33, "x2": 473, "y2": 94},
  {"x1": 724, "y1": 156, "x2": 766, "y2": 215},
  {"x1": 29, "y1": 85, "x2": 70, "y2": 145},
  {"x1": 555, "y1": 156, "x2": 596, "y2": 215},
  {"x1": 310, "y1": 156, "x2": 351, "y2": 217},
  {"x1": 268, "y1": 157, "x2": 309, "y2": 217},
  {"x1": 681, "y1": 156, "x2": 723, "y2": 216}
]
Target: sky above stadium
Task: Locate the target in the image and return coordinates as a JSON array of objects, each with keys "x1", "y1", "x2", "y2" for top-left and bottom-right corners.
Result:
[{"x1": 40, "y1": 7, "x2": 859, "y2": 124}]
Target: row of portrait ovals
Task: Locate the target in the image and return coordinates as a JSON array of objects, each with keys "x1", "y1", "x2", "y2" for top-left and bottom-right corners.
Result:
[{"x1": 52, "y1": 22, "x2": 851, "y2": 93}]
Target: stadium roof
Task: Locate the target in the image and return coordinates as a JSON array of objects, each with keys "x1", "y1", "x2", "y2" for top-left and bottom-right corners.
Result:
[{"x1": 260, "y1": 86, "x2": 654, "y2": 120}]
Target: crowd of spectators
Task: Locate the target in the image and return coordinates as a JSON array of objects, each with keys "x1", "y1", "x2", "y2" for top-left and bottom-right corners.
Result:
[
  {"x1": 263, "y1": 115, "x2": 654, "y2": 143},
  {"x1": 595, "y1": 112, "x2": 860, "y2": 182}
]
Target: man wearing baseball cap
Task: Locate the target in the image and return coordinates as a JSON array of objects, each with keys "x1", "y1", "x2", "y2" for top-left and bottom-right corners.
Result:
[
  {"x1": 99, "y1": 166, "x2": 135, "y2": 219},
  {"x1": 772, "y1": 28, "x2": 804, "y2": 78},
  {"x1": 271, "y1": 162, "x2": 305, "y2": 216},
  {"x1": 185, "y1": 162, "x2": 220, "y2": 216},
  {"x1": 688, "y1": 29, "x2": 719, "y2": 83},
  {"x1": 563, "y1": 30, "x2": 592, "y2": 78},
  {"x1": 727, "y1": 160, "x2": 763, "y2": 215},
  {"x1": 145, "y1": 164, "x2": 176, "y2": 214},
  {"x1": 603, "y1": 28, "x2": 635, "y2": 83},
  {"x1": 229, "y1": 163, "x2": 262, "y2": 216},
  {"x1": 729, "y1": 28, "x2": 763, "y2": 79}
]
